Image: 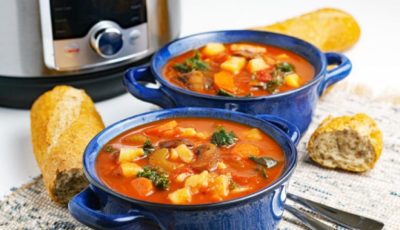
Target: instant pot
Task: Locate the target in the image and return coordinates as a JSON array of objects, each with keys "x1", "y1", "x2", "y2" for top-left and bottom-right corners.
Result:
[{"x1": 0, "y1": 0, "x2": 181, "y2": 109}]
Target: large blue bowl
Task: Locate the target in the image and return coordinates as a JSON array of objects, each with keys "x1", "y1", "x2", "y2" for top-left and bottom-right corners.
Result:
[
  {"x1": 123, "y1": 30, "x2": 351, "y2": 134},
  {"x1": 69, "y1": 108, "x2": 300, "y2": 230}
]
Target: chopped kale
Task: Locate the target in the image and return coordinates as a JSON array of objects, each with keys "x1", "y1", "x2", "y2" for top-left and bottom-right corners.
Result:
[
  {"x1": 256, "y1": 165, "x2": 268, "y2": 178},
  {"x1": 264, "y1": 62, "x2": 295, "y2": 93},
  {"x1": 104, "y1": 145, "x2": 117, "y2": 153},
  {"x1": 217, "y1": 89, "x2": 236, "y2": 97},
  {"x1": 211, "y1": 127, "x2": 237, "y2": 147},
  {"x1": 249, "y1": 156, "x2": 278, "y2": 168},
  {"x1": 136, "y1": 167, "x2": 170, "y2": 190},
  {"x1": 173, "y1": 63, "x2": 191, "y2": 73},
  {"x1": 276, "y1": 62, "x2": 295, "y2": 73},
  {"x1": 143, "y1": 140, "x2": 155, "y2": 156},
  {"x1": 229, "y1": 178, "x2": 239, "y2": 190},
  {"x1": 173, "y1": 50, "x2": 209, "y2": 73}
]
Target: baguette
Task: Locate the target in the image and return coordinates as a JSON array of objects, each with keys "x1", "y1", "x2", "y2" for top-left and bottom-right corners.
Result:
[
  {"x1": 31, "y1": 85, "x2": 105, "y2": 205},
  {"x1": 253, "y1": 8, "x2": 361, "y2": 52},
  {"x1": 307, "y1": 114, "x2": 383, "y2": 172}
]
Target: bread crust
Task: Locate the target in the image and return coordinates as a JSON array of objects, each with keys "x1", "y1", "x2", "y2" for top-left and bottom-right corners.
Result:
[
  {"x1": 307, "y1": 114, "x2": 383, "y2": 172},
  {"x1": 253, "y1": 8, "x2": 361, "y2": 52},
  {"x1": 31, "y1": 86, "x2": 105, "y2": 204}
]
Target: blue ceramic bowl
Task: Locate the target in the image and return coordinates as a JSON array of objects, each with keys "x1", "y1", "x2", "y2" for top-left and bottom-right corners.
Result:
[
  {"x1": 123, "y1": 30, "x2": 352, "y2": 134},
  {"x1": 69, "y1": 108, "x2": 300, "y2": 230}
]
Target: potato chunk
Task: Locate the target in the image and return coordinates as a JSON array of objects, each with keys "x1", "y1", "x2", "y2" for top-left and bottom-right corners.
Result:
[
  {"x1": 175, "y1": 144, "x2": 194, "y2": 163},
  {"x1": 221, "y1": 57, "x2": 246, "y2": 74},
  {"x1": 185, "y1": 170, "x2": 209, "y2": 193},
  {"x1": 244, "y1": 128, "x2": 263, "y2": 141},
  {"x1": 212, "y1": 175, "x2": 230, "y2": 199},
  {"x1": 120, "y1": 162, "x2": 143, "y2": 177},
  {"x1": 203, "y1": 43, "x2": 225, "y2": 56},
  {"x1": 118, "y1": 148, "x2": 144, "y2": 163},
  {"x1": 179, "y1": 127, "x2": 197, "y2": 137},
  {"x1": 168, "y1": 187, "x2": 192, "y2": 204},
  {"x1": 284, "y1": 73, "x2": 301, "y2": 88},
  {"x1": 247, "y1": 58, "x2": 270, "y2": 73},
  {"x1": 196, "y1": 132, "x2": 210, "y2": 140}
]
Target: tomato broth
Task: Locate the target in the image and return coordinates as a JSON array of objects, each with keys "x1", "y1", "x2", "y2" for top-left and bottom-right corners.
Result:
[
  {"x1": 163, "y1": 43, "x2": 314, "y2": 97},
  {"x1": 96, "y1": 118, "x2": 285, "y2": 205}
]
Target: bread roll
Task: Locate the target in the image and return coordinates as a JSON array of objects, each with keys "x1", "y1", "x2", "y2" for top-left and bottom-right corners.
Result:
[
  {"x1": 31, "y1": 85, "x2": 105, "y2": 205},
  {"x1": 307, "y1": 114, "x2": 383, "y2": 172},
  {"x1": 253, "y1": 8, "x2": 361, "y2": 52}
]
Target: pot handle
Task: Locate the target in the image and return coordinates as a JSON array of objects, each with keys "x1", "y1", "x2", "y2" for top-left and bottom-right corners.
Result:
[
  {"x1": 318, "y1": 52, "x2": 352, "y2": 96},
  {"x1": 69, "y1": 187, "x2": 157, "y2": 230},
  {"x1": 255, "y1": 114, "x2": 301, "y2": 146},
  {"x1": 123, "y1": 66, "x2": 176, "y2": 108}
]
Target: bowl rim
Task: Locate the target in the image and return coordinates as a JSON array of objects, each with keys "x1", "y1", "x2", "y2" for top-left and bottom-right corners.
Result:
[
  {"x1": 82, "y1": 107, "x2": 298, "y2": 210},
  {"x1": 150, "y1": 29, "x2": 327, "y2": 101}
]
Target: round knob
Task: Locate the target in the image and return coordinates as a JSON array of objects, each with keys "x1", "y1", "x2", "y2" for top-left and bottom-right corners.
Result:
[{"x1": 91, "y1": 27, "x2": 123, "y2": 58}]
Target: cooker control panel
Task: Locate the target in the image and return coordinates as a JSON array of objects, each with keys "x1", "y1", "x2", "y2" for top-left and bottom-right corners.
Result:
[
  {"x1": 39, "y1": 0, "x2": 149, "y2": 71},
  {"x1": 90, "y1": 22, "x2": 124, "y2": 58}
]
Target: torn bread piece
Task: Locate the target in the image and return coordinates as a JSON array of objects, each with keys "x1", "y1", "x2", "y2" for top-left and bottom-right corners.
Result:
[
  {"x1": 31, "y1": 85, "x2": 105, "y2": 205},
  {"x1": 307, "y1": 114, "x2": 382, "y2": 172}
]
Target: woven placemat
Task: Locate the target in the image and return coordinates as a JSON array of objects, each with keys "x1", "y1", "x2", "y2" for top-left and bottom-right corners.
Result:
[{"x1": 1, "y1": 90, "x2": 399, "y2": 230}]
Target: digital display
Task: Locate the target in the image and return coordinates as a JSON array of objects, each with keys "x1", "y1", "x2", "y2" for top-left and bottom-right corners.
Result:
[{"x1": 50, "y1": 0, "x2": 147, "y2": 40}]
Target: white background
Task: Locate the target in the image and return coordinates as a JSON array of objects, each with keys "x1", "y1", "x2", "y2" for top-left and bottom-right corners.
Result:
[{"x1": 0, "y1": 0, "x2": 399, "y2": 197}]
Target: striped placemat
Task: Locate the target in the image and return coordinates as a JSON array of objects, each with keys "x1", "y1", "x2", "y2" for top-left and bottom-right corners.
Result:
[{"x1": 1, "y1": 89, "x2": 399, "y2": 230}]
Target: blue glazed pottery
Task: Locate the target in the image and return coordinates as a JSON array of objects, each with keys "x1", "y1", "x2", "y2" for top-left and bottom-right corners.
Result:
[
  {"x1": 69, "y1": 108, "x2": 300, "y2": 230},
  {"x1": 123, "y1": 30, "x2": 352, "y2": 134}
]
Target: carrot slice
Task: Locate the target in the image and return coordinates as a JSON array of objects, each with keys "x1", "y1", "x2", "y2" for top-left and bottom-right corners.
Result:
[
  {"x1": 131, "y1": 177, "x2": 154, "y2": 196},
  {"x1": 145, "y1": 120, "x2": 178, "y2": 135},
  {"x1": 214, "y1": 71, "x2": 237, "y2": 93},
  {"x1": 231, "y1": 143, "x2": 260, "y2": 157}
]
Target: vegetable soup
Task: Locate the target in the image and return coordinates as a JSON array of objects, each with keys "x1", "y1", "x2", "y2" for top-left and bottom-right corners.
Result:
[
  {"x1": 163, "y1": 43, "x2": 314, "y2": 97},
  {"x1": 96, "y1": 118, "x2": 285, "y2": 205}
]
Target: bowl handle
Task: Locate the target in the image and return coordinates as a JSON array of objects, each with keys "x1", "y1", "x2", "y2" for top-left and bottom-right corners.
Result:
[
  {"x1": 255, "y1": 114, "x2": 301, "y2": 145},
  {"x1": 318, "y1": 52, "x2": 352, "y2": 96},
  {"x1": 123, "y1": 66, "x2": 176, "y2": 108},
  {"x1": 69, "y1": 187, "x2": 159, "y2": 230}
]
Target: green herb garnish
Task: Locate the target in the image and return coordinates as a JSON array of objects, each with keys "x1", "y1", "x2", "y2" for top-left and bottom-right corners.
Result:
[
  {"x1": 211, "y1": 127, "x2": 237, "y2": 147},
  {"x1": 143, "y1": 140, "x2": 155, "y2": 156},
  {"x1": 266, "y1": 71, "x2": 285, "y2": 94},
  {"x1": 136, "y1": 167, "x2": 170, "y2": 190},
  {"x1": 229, "y1": 178, "x2": 239, "y2": 190},
  {"x1": 249, "y1": 156, "x2": 278, "y2": 168},
  {"x1": 173, "y1": 63, "x2": 191, "y2": 73},
  {"x1": 173, "y1": 50, "x2": 208, "y2": 73},
  {"x1": 276, "y1": 62, "x2": 294, "y2": 73},
  {"x1": 217, "y1": 89, "x2": 236, "y2": 97},
  {"x1": 264, "y1": 62, "x2": 295, "y2": 93},
  {"x1": 104, "y1": 145, "x2": 117, "y2": 153}
]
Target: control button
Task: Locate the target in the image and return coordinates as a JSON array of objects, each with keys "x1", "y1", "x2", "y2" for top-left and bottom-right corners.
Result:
[
  {"x1": 91, "y1": 27, "x2": 123, "y2": 58},
  {"x1": 129, "y1": 30, "x2": 141, "y2": 45}
]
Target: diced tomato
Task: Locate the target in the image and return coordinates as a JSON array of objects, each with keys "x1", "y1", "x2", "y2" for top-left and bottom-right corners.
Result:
[
  {"x1": 131, "y1": 178, "x2": 154, "y2": 197},
  {"x1": 255, "y1": 69, "x2": 272, "y2": 82},
  {"x1": 213, "y1": 53, "x2": 229, "y2": 64}
]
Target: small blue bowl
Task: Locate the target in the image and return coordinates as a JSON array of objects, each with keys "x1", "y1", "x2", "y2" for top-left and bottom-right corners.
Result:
[
  {"x1": 123, "y1": 30, "x2": 351, "y2": 134},
  {"x1": 69, "y1": 108, "x2": 300, "y2": 230}
]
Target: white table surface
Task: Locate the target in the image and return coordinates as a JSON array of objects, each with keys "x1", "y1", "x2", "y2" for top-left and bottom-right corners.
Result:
[{"x1": 1, "y1": 0, "x2": 399, "y2": 198}]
